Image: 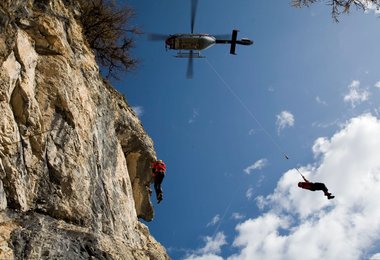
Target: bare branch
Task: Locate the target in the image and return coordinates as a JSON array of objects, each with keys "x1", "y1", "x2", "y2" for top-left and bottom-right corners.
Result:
[
  {"x1": 291, "y1": 0, "x2": 380, "y2": 21},
  {"x1": 77, "y1": 0, "x2": 139, "y2": 80}
]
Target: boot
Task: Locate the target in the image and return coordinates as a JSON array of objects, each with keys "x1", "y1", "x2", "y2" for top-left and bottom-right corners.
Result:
[
  {"x1": 157, "y1": 193, "x2": 163, "y2": 204},
  {"x1": 328, "y1": 195, "x2": 335, "y2": 200}
]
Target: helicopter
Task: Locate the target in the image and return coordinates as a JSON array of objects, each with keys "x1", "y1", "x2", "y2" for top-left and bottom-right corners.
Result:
[{"x1": 149, "y1": 0, "x2": 254, "y2": 78}]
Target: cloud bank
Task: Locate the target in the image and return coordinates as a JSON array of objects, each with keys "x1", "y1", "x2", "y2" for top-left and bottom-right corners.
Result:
[
  {"x1": 229, "y1": 114, "x2": 380, "y2": 260},
  {"x1": 188, "y1": 114, "x2": 380, "y2": 260},
  {"x1": 185, "y1": 232, "x2": 226, "y2": 260}
]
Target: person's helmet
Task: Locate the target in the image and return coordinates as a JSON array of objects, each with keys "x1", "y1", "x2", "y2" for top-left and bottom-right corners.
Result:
[{"x1": 157, "y1": 159, "x2": 163, "y2": 163}]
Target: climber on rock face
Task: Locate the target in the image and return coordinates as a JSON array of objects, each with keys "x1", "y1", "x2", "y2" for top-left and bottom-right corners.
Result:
[
  {"x1": 151, "y1": 159, "x2": 166, "y2": 204},
  {"x1": 298, "y1": 175, "x2": 335, "y2": 200}
]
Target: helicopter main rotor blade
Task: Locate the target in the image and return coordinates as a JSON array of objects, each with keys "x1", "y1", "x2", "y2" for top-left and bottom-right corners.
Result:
[
  {"x1": 191, "y1": 0, "x2": 198, "y2": 34},
  {"x1": 148, "y1": 33, "x2": 168, "y2": 41},
  {"x1": 187, "y1": 51, "x2": 194, "y2": 79}
]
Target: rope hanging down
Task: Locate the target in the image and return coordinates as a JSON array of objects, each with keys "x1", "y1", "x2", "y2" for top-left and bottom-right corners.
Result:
[
  {"x1": 204, "y1": 58, "x2": 309, "y2": 236},
  {"x1": 295, "y1": 167, "x2": 305, "y2": 178},
  {"x1": 205, "y1": 58, "x2": 306, "y2": 180},
  {"x1": 205, "y1": 58, "x2": 290, "y2": 161}
]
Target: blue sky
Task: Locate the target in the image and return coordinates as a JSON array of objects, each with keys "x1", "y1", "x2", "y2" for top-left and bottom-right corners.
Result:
[{"x1": 112, "y1": 1, "x2": 380, "y2": 259}]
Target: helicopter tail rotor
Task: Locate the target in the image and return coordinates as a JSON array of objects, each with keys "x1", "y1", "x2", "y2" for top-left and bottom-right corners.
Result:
[
  {"x1": 230, "y1": 29, "x2": 238, "y2": 55},
  {"x1": 215, "y1": 29, "x2": 254, "y2": 55}
]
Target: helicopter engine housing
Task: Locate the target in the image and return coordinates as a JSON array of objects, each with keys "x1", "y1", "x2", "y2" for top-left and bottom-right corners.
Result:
[{"x1": 166, "y1": 34, "x2": 216, "y2": 51}]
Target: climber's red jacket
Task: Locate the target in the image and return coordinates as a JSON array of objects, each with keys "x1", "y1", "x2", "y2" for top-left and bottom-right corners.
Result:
[
  {"x1": 151, "y1": 160, "x2": 166, "y2": 174},
  {"x1": 298, "y1": 181, "x2": 314, "y2": 190}
]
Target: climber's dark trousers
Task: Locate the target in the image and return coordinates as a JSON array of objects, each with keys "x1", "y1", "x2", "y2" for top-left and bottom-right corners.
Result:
[
  {"x1": 313, "y1": 183, "x2": 329, "y2": 195},
  {"x1": 153, "y1": 172, "x2": 165, "y2": 200}
]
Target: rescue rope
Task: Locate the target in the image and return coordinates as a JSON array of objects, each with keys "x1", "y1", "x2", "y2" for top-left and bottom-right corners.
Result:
[
  {"x1": 296, "y1": 167, "x2": 305, "y2": 178},
  {"x1": 205, "y1": 58, "x2": 290, "y2": 161},
  {"x1": 205, "y1": 58, "x2": 309, "y2": 183},
  {"x1": 211, "y1": 180, "x2": 243, "y2": 238},
  {"x1": 204, "y1": 58, "x2": 308, "y2": 236}
]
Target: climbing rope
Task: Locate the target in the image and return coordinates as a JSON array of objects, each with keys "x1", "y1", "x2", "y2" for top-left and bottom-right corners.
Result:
[
  {"x1": 206, "y1": 58, "x2": 308, "y2": 182},
  {"x1": 211, "y1": 180, "x2": 244, "y2": 238},
  {"x1": 205, "y1": 58, "x2": 290, "y2": 161},
  {"x1": 204, "y1": 58, "x2": 308, "y2": 235}
]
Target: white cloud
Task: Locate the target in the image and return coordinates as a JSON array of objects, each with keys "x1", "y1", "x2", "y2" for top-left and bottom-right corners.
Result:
[
  {"x1": 199, "y1": 232, "x2": 227, "y2": 255},
  {"x1": 375, "y1": 81, "x2": 380, "y2": 89},
  {"x1": 255, "y1": 195, "x2": 266, "y2": 210},
  {"x1": 312, "y1": 119, "x2": 341, "y2": 129},
  {"x1": 248, "y1": 128, "x2": 263, "y2": 135},
  {"x1": 245, "y1": 175, "x2": 265, "y2": 201},
  {"x1": 131, "y1": 106, "x2": 144, "y2": 117},
  {"x1": 312, "y1": 137, "x2": 329, "y2": 158},
  {"x1": 185, "y1": 254, "x2": 224, "y2": 260},
  {"x1": 315, "y1": 96, "x2": 327, "y2": 105},
  {"x1": 370, "y1": 253, "x2": 380, "y2": 260},
  {"x1": 343, "y1": 80, "x2": 370, "y2": 108},
  {"x1": 276, "y1": 111, "x2": 295, "y2": 134},
  {"x1": 207, "y1": 214, "x2": 221, "y2": 227},
  {"x1": 245, "y1": 187, "x2": 254, "y2": 200},
  {"x1": 243, "y1": 159, "x2": 268, "y2": 174},
  {"x1": 229, "y1": 214, "x2": 291, "y2": 260},
  {"x1": 188, "y1": 108, "x2": 199, "y2": 124},
  {"x1": 231, "y1": 212, "x2": 245, "y2": 221},
  {"x1": 227, "y1": 114, "x2": 380, "y2": 260},
  {"x1": 185, "y1": 232, "x2": 227, "y2": 260}
]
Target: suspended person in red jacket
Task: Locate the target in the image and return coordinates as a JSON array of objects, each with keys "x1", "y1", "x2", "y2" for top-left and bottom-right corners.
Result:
[
  {"x1": 151, "y1": 159, "x2": 166, "y2": 204},
  {"x1": 298, "y1": 175, "x2": 335, "y2": 200}
]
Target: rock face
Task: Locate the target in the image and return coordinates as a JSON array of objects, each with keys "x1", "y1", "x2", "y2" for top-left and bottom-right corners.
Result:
[{"x1": 0, "y1": 0, "x2": 169, "y2": 259}]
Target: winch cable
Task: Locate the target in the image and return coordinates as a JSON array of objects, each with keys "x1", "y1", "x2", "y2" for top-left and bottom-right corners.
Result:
[{"x1": 204, "y1": 58, "x2": 307, "y2": 236}]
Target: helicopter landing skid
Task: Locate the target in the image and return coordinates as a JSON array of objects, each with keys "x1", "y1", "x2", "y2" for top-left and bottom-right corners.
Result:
[{"x1": 175, "y1": 51, "x2": 205, "y2": 58}]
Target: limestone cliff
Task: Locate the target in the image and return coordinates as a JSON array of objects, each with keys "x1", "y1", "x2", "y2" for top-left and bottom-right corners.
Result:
[{"x1": 0, "y1": 0, "x2": 169, "y2": 259}]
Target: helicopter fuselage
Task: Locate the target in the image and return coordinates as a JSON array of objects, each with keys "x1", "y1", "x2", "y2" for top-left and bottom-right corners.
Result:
[{"x1": 165, "y1": 34, "x2": 216, "y2": 51}]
